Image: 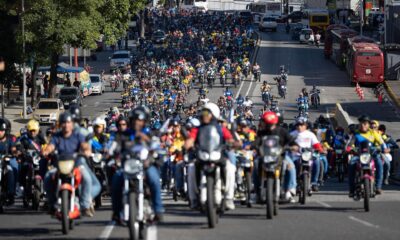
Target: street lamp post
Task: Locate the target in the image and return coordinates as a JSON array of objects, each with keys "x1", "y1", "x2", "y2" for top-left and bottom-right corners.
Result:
[
  {"x1": 22, "y1": 0, "x2": 27, "y2": 119},
  {"x1": 0, "y1": 57, "x2": 5, "y2": 119}
]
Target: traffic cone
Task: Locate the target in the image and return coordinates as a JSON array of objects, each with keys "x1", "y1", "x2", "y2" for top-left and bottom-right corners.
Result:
[
  {"x1": 378, "y1": 93, "x2": 383, "y2": 103},
  {"x1": 359, "y1": 89, "x2": 365, "y2": 100}
]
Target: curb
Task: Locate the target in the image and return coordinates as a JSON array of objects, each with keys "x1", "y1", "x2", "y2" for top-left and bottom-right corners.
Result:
[{"x1": 384, "y1": 81, "x2": 400, "y2": 108}]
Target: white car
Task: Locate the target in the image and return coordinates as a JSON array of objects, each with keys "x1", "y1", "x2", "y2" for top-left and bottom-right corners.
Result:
[
  {"x1": 90, "y1": 74, "x2": 105, "y2": 95},
  {"x1": 299, "y1": 28, "x2": 314, "y2": 44},
  {"x1": 259, "y1": 16, "x2": 278, "y2": 32},
  {"x1": 109, "y1": 50, "x2": 131, "y2": 71}
]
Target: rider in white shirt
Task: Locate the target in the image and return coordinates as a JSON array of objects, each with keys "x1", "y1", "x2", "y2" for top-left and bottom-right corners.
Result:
[{"x1": 243, "y1": 96, "x2": 253, "y2": 108}]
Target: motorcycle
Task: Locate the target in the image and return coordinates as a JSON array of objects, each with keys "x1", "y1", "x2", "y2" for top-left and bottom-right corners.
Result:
[
  {"x1": 353, "y1": 143, "x2": 376, "y2": 212},
  {"x1": 243, "y1": 65, "x2": 250, "y2": 78},
  {"x1": 310, "y1": 90, "x2": 320, "y2": 109},
  {"x1": 196, "y1": 125, "x2": 224, "y2": 228},
  {"x1": 111, "y1": 80, "x2": 118, "y2": 92},
  {"x1": 253, "y1": 69, "x2": 261, "y2": 82},
  {"x1": 122, "y1": 140, "x2": 164, "y2": 240},
  {"x1": 298, "y1": 148, "x2": 312, "y2": 205},
  {"x1": 335, "y1": 147, "x2": 346, "y2": 183},
  {"x1": 278, "y1": 84, "x2": 286, "y2": 99},
  {"x1": 89, "y1": 153, "x2": 107, "y2": 209},
  {"x1": 22, "y1": 149, "x2": 44, "y2": 210},
  {"x1": 0, "y1": 154, "x2": 13, "y2": 213},
  {"x1": 54, "y1": 154, "x2": 82, "y2": 235},
  {"x1": 262, "y1": 91, "x2": 271, "y2": 106},
  {"x1": 235, "y1": 150, "x2": 252, "y2": 208},
  {"x1": 259, "y1": 136, "x2": 282, "y2": 219},
  {"x1": 220, "y1": 74, "x2": 226, "y2": 87}
]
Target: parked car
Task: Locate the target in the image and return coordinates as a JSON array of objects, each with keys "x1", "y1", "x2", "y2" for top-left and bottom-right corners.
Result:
[
  {"x1": 109, "y1": 50, "x2": 131, "y2": 72},
  {"x1": 90, "y1": 74, "x2": 105, "y2": 95},
  {"x1": 58, "y1": 87, "x2": 82, "y2": 108},
  {"x1": 33, "y1": 98, "x2": 64, "y2": 124},
  {"x1": 299, "y1": 28, "x2": 314, "y2": 44},
  {"x1": 152, "y1": 30, "x2": 166, "y2": 44},
  {"x1": 259, "y1": 16, "x2": 278, "y2": 32}
]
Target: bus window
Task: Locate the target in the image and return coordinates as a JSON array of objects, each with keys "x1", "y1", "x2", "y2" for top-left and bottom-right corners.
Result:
[{"x1": 357, "y1": 52, "x2": 380, "y2": 57}]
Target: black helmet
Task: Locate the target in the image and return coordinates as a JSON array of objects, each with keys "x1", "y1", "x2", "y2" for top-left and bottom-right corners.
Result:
[
  {"x1": 59, "y1": 112, "x2": 73, "y2": 123},
  {"x1": 129, "y1": 106, "x2": 149, "y2": 122},
  {"x1": 69, "y1": 104, "x2": 81, "y2": 121},
  {"x1": 0, "y1": 118, "x2": 8, "y2": 131},
  {"x1": 236, "y1": 117, "x2": 248, "y2": 127},
  {"x1": 357, "y1": 115, "x2": 370, "y2": 123},
  {"x1": 348, "y1": 124, "x2": 357, "y2": 134}
]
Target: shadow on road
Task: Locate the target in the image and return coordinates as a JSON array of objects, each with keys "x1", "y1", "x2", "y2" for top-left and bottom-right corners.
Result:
[{"x1": 0, "y1": 228, "x2": 53, "y2": 237}]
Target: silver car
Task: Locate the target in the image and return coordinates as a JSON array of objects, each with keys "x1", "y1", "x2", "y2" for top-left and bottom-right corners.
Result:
[{"x1": 90, "y1": 74, "x2": 105, "y2": 95}]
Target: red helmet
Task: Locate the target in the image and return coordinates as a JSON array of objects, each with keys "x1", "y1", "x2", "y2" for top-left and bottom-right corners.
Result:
[{"x1": 262, "y1": 111, "x2": 279, "y2": 125}]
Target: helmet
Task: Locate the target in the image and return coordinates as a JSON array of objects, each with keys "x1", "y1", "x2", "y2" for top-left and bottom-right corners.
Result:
[
  {"x1": 69, "y1": 104, "x2": 81, "y2": 121},
  {"x1": 296, "y1": 117, "x2": 308, "y2": 125},
  {"x1": 236, "y1": 117, "x2": 248, "y2": 127},
  {"x1": 348, "y1": 124, "x2": 356, "y2": 134},
  {"x1": 245, "y1": 96, "x2": 250, "y2": 100},
  {"x1": 187, "y1": 118, "x2": 200, "y2": 128},
  {"x1": 370, "y1": 120, "x2": 379, "y2": 126},
  {"x1": 263, "y1": 81, "x2": 267, "y2": 84},
  {"x1": 93, "y1": 117, "x2": 106, "y2": 128},
  {"x1": 358, "y1": 115, "x2": 370, "y2": 123},
  {"x1": 129, "y1": 107, "x2": 149, "y2": 122},
  {"x1": 59, "y1": 112, "x2": 73, "y2": 123},
  {"x1": 202, "y1": 102, "x2": 220, "y2": 119},
  {"x1": 27, "y1": 119, "x2": 40, "y2": 131},
  {"x1": 0, "y1": 119, "x2": 8, "y2": 131},
  {"x1": 262, "y1": 111, "x2": 279, "y2": 125}
]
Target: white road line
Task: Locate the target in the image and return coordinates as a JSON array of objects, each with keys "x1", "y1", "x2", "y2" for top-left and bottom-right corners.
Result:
[
  {"x1": 316, "y1": 200, "x2": 332, "y2": 208},
  {"x1": 235, "y1": 78, "x2": 246, "y2": 99},
  {"x1": 98, "y1": 221, "x2": 115, "y2": 239},
  {"x1": 245, "y1": 79, "x2": 254, "y2": 97},
  {"x1": 348, "y1": 216, "x2": 379, "y2": 229}
]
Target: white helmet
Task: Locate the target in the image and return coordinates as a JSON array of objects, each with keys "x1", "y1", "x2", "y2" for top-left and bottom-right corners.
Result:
[
  {"x1": 202, "y1": 102, "x2": 220, "y2": 119},
  {"x1": 93, "y1": 117, "x2": 106, "y2": 128},
  {"x1": 188, "y1": 118, "x2": 200, "y2": 128}
]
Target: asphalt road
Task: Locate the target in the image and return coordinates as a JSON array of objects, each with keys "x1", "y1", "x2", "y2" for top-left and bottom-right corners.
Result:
[{"x1": 1, "y1": 26, "x2": 399, "y2": 240}]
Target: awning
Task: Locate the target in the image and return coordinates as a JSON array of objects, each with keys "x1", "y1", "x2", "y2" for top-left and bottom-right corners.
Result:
[{"x1": 38, "y1": 62, "x2": 84, "y2": 73}]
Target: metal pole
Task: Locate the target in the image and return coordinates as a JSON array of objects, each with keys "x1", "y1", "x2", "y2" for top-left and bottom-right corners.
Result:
[
  {"x1": 360, "y1": 2, "x2": 364, "y2": 36},
  {"x1": 1, "y1": 83, "x2": 4, "y2": 118},
  {"x1": 22, "y1": 0, "x2": 27, "y2": 119},
  {"x1": 384, "y1": 0, "x2": 387, "y2": 45}
]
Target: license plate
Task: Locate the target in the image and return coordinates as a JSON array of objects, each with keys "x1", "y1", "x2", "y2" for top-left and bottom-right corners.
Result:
[
  {"x1": 336, "y1": 150, "x2": 343, "y2": 154},
  {"x1": 41, "y1": 118, "x2": 48, "y2": 122},
  {"x1": 366, "y1": 69, "x2": 371, "y2": 74},
  {"x1": 64, "y1": 102, "x2": 69, "y2": 106}
]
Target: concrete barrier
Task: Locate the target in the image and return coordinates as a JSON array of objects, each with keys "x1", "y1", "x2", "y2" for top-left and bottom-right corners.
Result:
[{"x1": 334, "y1": 103, "x2": 355, "y2": 130}]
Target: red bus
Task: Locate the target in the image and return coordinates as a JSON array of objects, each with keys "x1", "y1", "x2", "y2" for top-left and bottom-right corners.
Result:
[
  {"x1": 346, "y1": 42, "x2": 384, "y2": 84},
  {"x1": 347, "y1": 35, "x2": 376, "y2": 45},
  {"x1": 324, "y1": 24, "x2": 348, "y2": 58},
  {"x1": 331, "y1": 29, "x2": 358, "y2": 68}
]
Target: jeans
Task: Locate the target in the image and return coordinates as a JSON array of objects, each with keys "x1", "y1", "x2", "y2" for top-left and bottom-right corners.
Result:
[
  {"x1": 348, "y1": 154, "x2": 384, "y2": 192},
  {"x1": 174, "y1": 161, "x2": 184, "y2": 191},
  {"x1": 382, "y1": 154, "x2": 391, "y2": 180},
  {"x1": 6, "y1": 158, "x2": 18, "y2": 195},
  {"x1": 283, "y1": 153, "x2": 297, "y2": 191},
  {"x1": 225, "y1": 150, "x2": 237, "y2": 166},
  {"x1": 311, "y1": 155, "x2": 321, "y2": 186},
  {"x1": 320, "y1": 154, "x2": 328, "y2": 175},
  {"x1": 111, "y1": 165, "x2": 164, "y2": 215},
  {"x1": 44, "y1": 158, "x2": 100, "y2": 210}
]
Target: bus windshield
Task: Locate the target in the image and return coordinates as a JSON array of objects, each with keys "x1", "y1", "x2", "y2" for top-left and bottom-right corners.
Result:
[{"x1": 311, "y1": 15, "x2": 328, "y2": 23}]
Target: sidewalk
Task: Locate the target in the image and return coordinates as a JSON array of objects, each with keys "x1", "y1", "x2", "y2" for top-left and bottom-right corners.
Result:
[
  {"x1": 3, "y1": 97, "x2": 31, "y2": 135},
  {"x1": 385, "y1": 80, "x2": 400, "y2": 108}
]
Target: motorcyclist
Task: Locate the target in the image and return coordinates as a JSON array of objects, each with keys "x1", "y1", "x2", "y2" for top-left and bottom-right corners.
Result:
[
  {"x1": 236, "y1": 94, "x2": 245, "y2": 106},
  {"x1": 348, "y1": 115, "x2": 389, "y2": 196},
  {"x1": 0, "y1": 118, "x2": 18, "y2": 205},
  {"x1": 378, "y1": 124, "x2": 396, "y2": 185},
  {"x1": 261, "y1": 81, "x2": 271, "y2": 92},
  {"x1": 90, "y1": 118, "x2": 110, "y2": 153},
  {"x1": 224, "y1": 87, "x2": 233, "y2": 98},
  {"x1": 43, "y1": 113, "x2": 100, "y2": 217},
  {"x1": 297, "y1": 93, "x2": 309, "y2": 113},
  {"x1": 110, "y1": 107, "x2": 164, "y2": 223},
  {"x1": 243, "y1": 96, "x2": 253, "y2": 108},
  {"x1": 169, "y1": 119, "x2": 186, "y2": 196},
  {"x1": 309, "y1": 85, "x2": 320, "y2": 106},
  {"x1": 69, "y1": 104, "x2": 90, "y2": 137},
  {"x1": 254, "y1": 112, "x2": 294, "y2": 202},
  {"x1": 290, "y1": 117, "x2": 323, "y2": 193},
  {"x1": 185, "y1": 103, "x2": 240, "y2": 210},
  {"x1": 17, "y1": 120, "x2": 47, "y2": 200}
]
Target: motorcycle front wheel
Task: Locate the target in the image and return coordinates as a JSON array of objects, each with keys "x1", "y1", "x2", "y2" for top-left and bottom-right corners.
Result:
[
  {"x1": 300, "y1": 174, "x2": 308, "y2": 205},
  {"x1": 206, "y1": 176, "x2": 217, "y2": 228},
  {"x1": 245, "y1": 171, "x2": 252, "y2": 208},
  {"x1": 128, "y1": 192, "x2": 140, "y2": 240},
  {"x1": 266, "y1": 177, "x2": 274, "y2": 219},
  {"x1": 61, "y1": 190, "x2": 70, "y2": 235},
  {"x1": 363, "y1": 178, "x2": 370, "y2": 212}
]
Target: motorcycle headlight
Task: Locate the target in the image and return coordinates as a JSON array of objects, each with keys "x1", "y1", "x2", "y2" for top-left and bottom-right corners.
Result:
[
  {"x1": 33, "y1": 156, "x2": 40, "y2": 166},
  {"x1": 58, "y1": 160, "x2": 75, "y2": 175},
  {"x1": 92, "y1": 153, "x2": 102, "y2": 163},
  {"x1": 302, "y1": 152, "x2": 312, "y2": 161},
  {"x1": 210, "y1": 151, "x2": 221, "y2": 161},
  {"x1": 71, "y1": 99, "x2": 78, "y2": 103},
  {"x1": 264, "y1": 156, "x2": 277, "y2": 163},
  {"x1": 124, "y1": 159, "x2": 143, "y2": 175},
  {"x1": 359, "y1": 153, "x2": 371, "y2": 164},
  {"x1": 198, "y1": 150, "x2": 210, "y2": 161}
]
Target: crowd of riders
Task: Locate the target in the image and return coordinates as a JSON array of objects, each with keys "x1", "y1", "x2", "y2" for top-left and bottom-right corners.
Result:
[{"x1": 0, "y1": 10, "x2": 398, "y2": 236}]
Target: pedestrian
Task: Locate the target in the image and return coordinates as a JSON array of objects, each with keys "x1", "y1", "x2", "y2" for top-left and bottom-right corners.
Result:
[
  {"x1": 43, "y1": 75, "x2": 49, "y2": 98},
  {"x1": 73, "y1": 78, "x2": 80, "y2": 88}
]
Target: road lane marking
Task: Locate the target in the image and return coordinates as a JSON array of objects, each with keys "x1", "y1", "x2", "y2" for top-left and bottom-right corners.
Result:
[
  {"x1": 99, "y1": 221, "x2": 115, "y2": 239},
  {"x1": 235, "y1": 77, "x2": 246, "y2": 98},
  {"x1": 316, "y1": 201, "x2": 332, "y2": 208},
  {"x1": 348, "y1": 216, "x2": 379, "y2": 229},
  {"x1": 245, "y1": 78, "x2": 254, "y2": 97}
]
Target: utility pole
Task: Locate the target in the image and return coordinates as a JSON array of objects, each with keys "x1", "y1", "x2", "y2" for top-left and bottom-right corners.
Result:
[
  {"x1": 22, "y1": 0, "x2": 27, "y2": 119},
  {"x1": 0, "y1": 57, "x2": 5, "y2": 118}
]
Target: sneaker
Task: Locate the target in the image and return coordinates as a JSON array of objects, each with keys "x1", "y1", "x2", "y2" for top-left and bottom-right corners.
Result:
[
  {"x1": 384, "y1": 179, "x2": 389, "y2": 185},
  {"x1": 312, "y1": 185, "x2": 319, "y2": 192},
  {"x1": 154, "y1": 213, "x2": 164, "y2": 223},
  {"x1": 112, "y1": 213, "x2": 126, "y2": 226},
  {"x1": 225, "y1": 199, "x2": 235, "y2": 210},
  {"x1": 375, "y1": 189, "x2": 383, "y2": 195},
  {"x1": 82, "y1": 208, "x2": 94, "y2": 217},
  {"x1": 348, "y1": 191, "x2": 354, "y2": 198}
]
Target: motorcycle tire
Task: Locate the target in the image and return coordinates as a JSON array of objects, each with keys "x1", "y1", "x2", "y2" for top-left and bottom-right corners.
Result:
[
  {"x1": 32, "y1": 189, "x2": 41, "y2": 211},
  {"x1": 128, "y1": 192, "x2": 140, "y2": 240},
  {"x1": 61, "y1": 189, "x2": 70, "y2": 235},
  {"x1": 206, "y1": 176, "x2": 217, "y2": 228},
  {"x1": 338, "y1": 163, "x2": 344, "y2": 183},
  {"x1": 273, "y1": 178, "x2": 279, "y2": 216},
  {"x1": 300, "y1": 174, "x2": 308, "y2": 205},
  {"x1": 364, "y1": 178, "x2": 370, "y2": 212},
  {"x1": 95, "y1": 194, "x2": 102, "y2": 209},
  {"x1": 245, "y1": 171, "x2": 252, "y2": 208},
  {"x1": 266, "y1": 177, "x2": 274, "y2": 219}
]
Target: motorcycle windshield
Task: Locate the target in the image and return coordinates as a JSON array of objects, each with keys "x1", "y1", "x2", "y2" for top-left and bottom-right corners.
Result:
[
  {"x1": 261, "y1": 135, "x2": 281, "y2": 156},
  {"x1": 197, "y1": 125, "x2": 221, "y2": 153}
]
